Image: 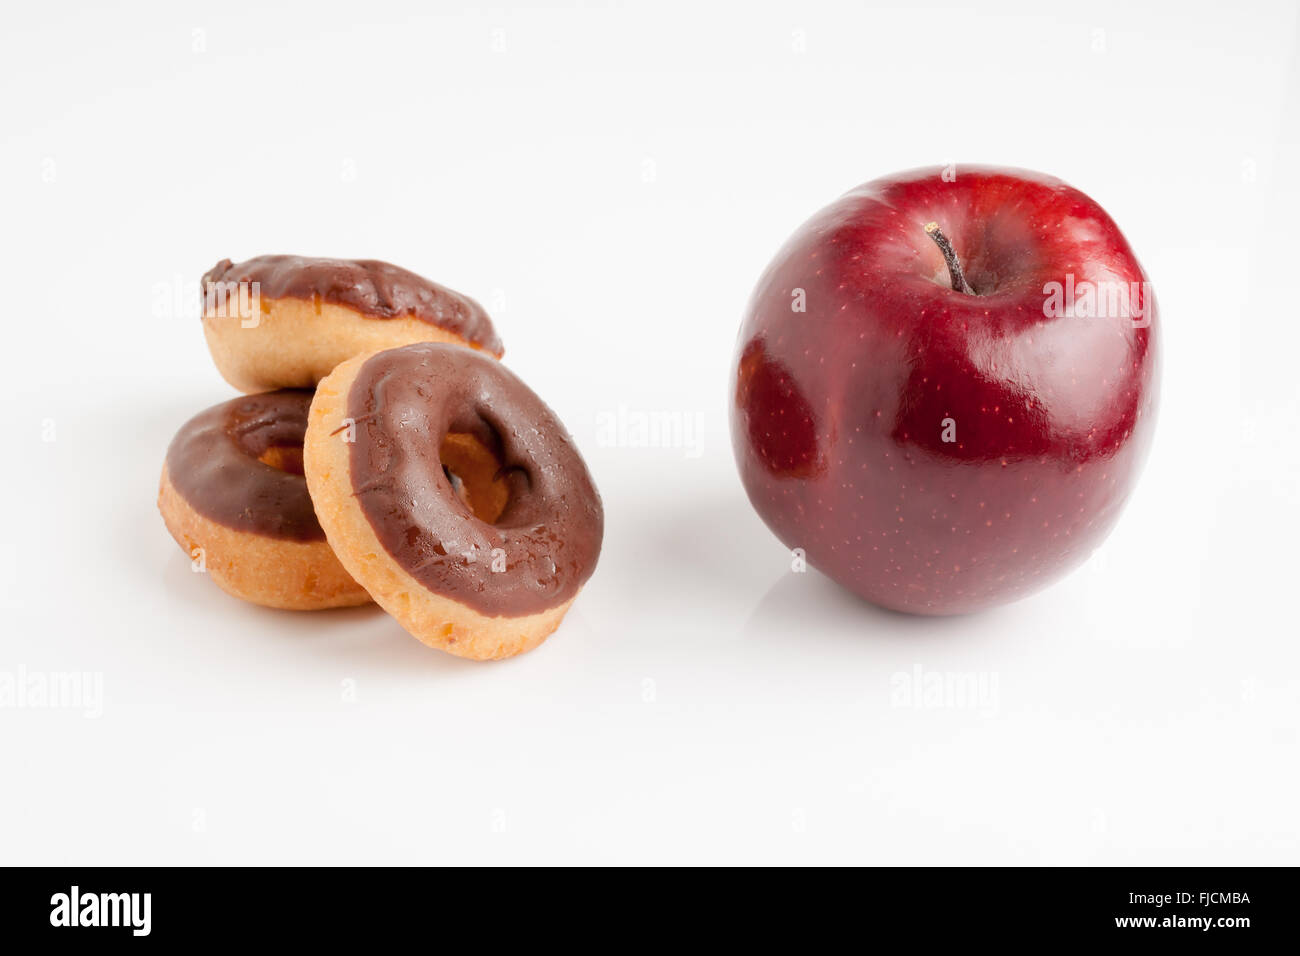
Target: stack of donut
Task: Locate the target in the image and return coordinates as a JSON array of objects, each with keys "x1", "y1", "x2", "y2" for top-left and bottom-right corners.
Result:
[{"x1": 159, "y1": 255, "x2": 603, "y2": 661}]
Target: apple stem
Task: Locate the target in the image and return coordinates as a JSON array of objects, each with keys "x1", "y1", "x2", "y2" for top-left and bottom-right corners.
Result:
[{"x1": 924, "y1": 222, "x2": 976, "y2": 295}]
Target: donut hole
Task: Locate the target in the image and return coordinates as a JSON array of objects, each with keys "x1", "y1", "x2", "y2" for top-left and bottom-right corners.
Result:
[
  {"x1": 440, "y1": 432, "x2": 510, "y2": 524},
  {"x1": 257, "y1": 444, "x2": 306, "y2": 476}
]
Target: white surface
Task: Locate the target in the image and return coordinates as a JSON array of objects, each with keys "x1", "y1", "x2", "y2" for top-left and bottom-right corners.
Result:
[{"x1": 2, "y1": 0, "x2": 1298, "y2": 865}]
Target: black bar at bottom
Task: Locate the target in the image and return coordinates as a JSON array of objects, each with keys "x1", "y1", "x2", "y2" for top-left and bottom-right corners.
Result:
[{"x1": 3, "y1": 866, "x2": 1293, "y2": 943}]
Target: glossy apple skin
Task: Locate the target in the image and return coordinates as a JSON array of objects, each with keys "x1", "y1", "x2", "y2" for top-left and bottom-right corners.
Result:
[{"x1": 731, "y1": 166, "x2": 1159, "y2": 614}]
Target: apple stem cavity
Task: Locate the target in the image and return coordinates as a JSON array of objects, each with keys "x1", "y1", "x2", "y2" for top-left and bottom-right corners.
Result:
[{"x1": 924, "y1": 222, "x2": 976, "y2": 295}]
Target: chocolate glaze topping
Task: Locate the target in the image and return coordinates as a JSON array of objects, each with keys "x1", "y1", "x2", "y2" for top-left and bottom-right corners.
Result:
[
  {"x1": 347, "y1": 343, "x2": 603, "y2": 617},
  {"x1": 202, "y1": 255, "x2": 503, "y2": 356},
  {"x1": 166, "y1": 390, "x2": 325, "y2": 542}
]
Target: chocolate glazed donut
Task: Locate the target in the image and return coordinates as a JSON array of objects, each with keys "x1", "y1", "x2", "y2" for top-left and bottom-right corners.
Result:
[
  {"x1": 158, "y1": 391, "x2": 372, "y2": 610},
  {"x1": 167, "y1": 390, "x2": 323, "y2": 542},
  {"x1": 303, "y1": 343, "x2": 604, "y2": 660},
  {"x1": 201, "y1": 255, "x2": 504, "y2": 393}
]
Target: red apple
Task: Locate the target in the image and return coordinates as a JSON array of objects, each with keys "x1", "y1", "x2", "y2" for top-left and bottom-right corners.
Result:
[{"x1": 731, "y1": 166, "x2": 1159, "y2": 614}]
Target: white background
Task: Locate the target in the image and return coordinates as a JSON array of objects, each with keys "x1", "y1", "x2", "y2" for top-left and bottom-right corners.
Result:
[{"x1": 2, "y1": 0, "x2": 1297, "y2": 865}]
